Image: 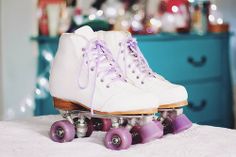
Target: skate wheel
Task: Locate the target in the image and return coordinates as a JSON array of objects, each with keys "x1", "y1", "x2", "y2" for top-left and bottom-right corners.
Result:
[
  {"x1": 101, "y1": 119, "x2": 112, "y2": 131},
  {"x1": 139, "y1": 121, "x2": 163, "y2": 143},
  {"x1": 92, "y1": 118, "x2": 112, "y2": 131},
  {"x1": 153, "y1": 120, "x2": 164, "y2": 130},
  {"x1": 172, "y1": 114, "x2": 192, "y2": 134},
  {"x1": 85, "y1": 118, "x2": 94, "y2": 137},
  {"x1": 50, "y1": 120, "x2": 75, "y2": 143},
  {"x1": 130, "y1": 126, "x2": 142, "y2": 145},
  {"x1": 104, "y1": 128, "x2": 132, "y2": 150}
]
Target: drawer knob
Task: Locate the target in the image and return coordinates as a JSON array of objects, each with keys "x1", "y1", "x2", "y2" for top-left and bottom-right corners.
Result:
[
  {"x1": 187, "y1": 56, "x2": 207, "y2": 67},
  {"x1": 188, "y1": 100, "x2": 207, "y2": 112}
]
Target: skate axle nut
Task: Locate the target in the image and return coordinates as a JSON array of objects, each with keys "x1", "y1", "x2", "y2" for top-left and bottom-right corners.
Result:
[{"x1": 111, "y1": 135, "x2": 122, "y2": 146}]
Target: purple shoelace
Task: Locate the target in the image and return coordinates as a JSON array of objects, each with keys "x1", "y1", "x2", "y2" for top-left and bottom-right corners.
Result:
[
  {"x1": 118, "y1": 37, "x2": 165, "y2": 83},
  {"x1": 78, "y1": 39, "x2": 125, "y2": 114}
]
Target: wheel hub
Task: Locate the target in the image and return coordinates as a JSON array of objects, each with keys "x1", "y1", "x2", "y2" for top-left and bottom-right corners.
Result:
[
  {"x1": 112, "y1": 135, "x2": 121, "y2": 146},
  {"x1": 56, "y1": 127, "x2": 65, "y2": 138}
]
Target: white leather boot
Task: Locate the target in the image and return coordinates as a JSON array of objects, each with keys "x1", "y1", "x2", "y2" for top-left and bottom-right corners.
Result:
[
  {"x1": 49, "y1": 26, "x2": 160, "y2": 114},
  {"x1": 97, "y1": 31, "x2": 188, "y2": 107}
]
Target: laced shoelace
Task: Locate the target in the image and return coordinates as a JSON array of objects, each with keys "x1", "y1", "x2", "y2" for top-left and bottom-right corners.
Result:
[
  {"x1": 78, "y1": 39, "x2": 125, "y2": 113},
  {"x1": 118, "y1": 37, "x2": 165, "y2": 84}
]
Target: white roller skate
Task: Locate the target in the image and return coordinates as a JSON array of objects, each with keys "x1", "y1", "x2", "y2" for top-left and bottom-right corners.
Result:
[{"x1": 96, "y1": 30, "x2": 192, "y2": 135}]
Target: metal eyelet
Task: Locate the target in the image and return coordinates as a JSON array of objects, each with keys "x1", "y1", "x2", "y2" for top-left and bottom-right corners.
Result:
[
  {"x1": 100, "y1": 79, "x2": 104, "y2": 82},
  {"x1": 106, "y1": 85, "x2": 110, "y2": 88},
  {"x1": 132, "y1": 70, "x2": 135, "y2": 73},
  {"x1": 119, "y1": 42, "x2": 122, "y2": 46},
  {"x1": 141, "y1": 81, "x2": 144, "y2": 84},
  {"x1": 136, "y1": 76, "x2": 139, "y2": 79},
  {"x1": 82, "y1": 48, "x2": 86, "y2": 51},
  {"x1": 90, "y1": 67, "x2": 94, "y2": 71},
  {"x1": 128, "y1": 64, "x2": 131, "y2": 68}
]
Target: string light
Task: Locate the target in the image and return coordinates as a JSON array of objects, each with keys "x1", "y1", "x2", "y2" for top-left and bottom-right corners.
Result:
[
  {"x1": 37, "y1": 76, "x2": 49, "y2": 91},
  {"x1": 150, "y1": 18, "x2": 162, "y2": 28},
  {"x1": 131, "y1": 20, "x2": 143, "y2": 31},
  {"x1": 104, "y1": 7, "x2": 117, "y2": 18},
  {"x1": 88, "y1": 14, "x2": 96, "y2": 20},
  {"x1": 121, "y1": 20, "x2": 130, "y2": 29},
  {"x1": 20, "y1": 97, "x2": 34, "y2": 113},
  {"x1": 35, "y1": 88, "x2": 41, "y2": 95},
  {"x1": 172, "y1": 6, "x2": 179, "y2": 13},
  {"x1": 208, "y1": 15, "x2": 215, "y2": 22},
  {"x1": 42, "y1": 50, "x2": 53, "y2": 62},
  {"x1": 35, "y1": 87, "x2": 48, "y2": 99},
  {"x1": 209, "y1": 3, "x2": 224, "y2": 25},
  {"x1": 20, "y1": 106, "x2": 26, "y2": 113},
  {"x1": 217, "y1": 18, "x2": 223, "y2": 24},
  {"x1": 211, "y1": 4, "x2": 217, "y2": 11},
  {"x1": 25, "y1": 97, "x2": 34, "y2": 109},
  {"x1": 96, "y1": 10, "x2": 103, "y2": 17}
]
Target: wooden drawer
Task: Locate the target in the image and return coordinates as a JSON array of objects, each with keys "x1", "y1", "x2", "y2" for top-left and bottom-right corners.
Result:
[
  {"x1": 138, "y1": 38, "x2": 222, "y2": 82},
  {"x1": 183, "y1": 81, "x2": 222, "y2": 124}
]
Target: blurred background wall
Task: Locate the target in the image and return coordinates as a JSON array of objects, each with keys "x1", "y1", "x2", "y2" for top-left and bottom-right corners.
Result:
[
  {"x1": 214, "y1": 0, "x2": 236, "y2": 127},
  {"x1": 215, "y1": 0, "x2": 236, "y2": 83},
  {"x1": 0, "y1": 0, "x2": 37, "y2": 119},
  {"x1": 0, "y1": 0, "x2": 235, "y2": 121},
  {"x1": 0, "y1": 0, "x2": 2, "y2": 118}
]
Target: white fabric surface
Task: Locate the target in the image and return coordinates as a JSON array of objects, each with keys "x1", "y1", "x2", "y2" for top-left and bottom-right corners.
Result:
[{"x1": 0, "y1": 115, "x2": 236, "y2": 157}]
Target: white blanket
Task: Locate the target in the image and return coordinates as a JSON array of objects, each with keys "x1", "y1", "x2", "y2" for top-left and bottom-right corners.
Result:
[{"x1": 0, "y1": 115, "x2": 236, "y2": 157}]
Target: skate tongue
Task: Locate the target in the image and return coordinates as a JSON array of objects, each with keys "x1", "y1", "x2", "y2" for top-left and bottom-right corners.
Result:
[{"x1": 74, "y1": 26, "x2": 96, "y2": 40}]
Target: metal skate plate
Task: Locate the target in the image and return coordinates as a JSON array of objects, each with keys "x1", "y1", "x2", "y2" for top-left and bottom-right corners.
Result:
[{"x1": 59, "y1": 109, "x2": 155, "y2": 119}]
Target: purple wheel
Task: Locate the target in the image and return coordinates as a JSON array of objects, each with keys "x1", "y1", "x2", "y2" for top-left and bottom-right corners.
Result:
[
  {"x1": 92, "y1": 118, "x2": 112, "y2": 131},
  {"x1": 85, "y1": 118, "x2": 94, "y2": 137},
  {"x1": 130, "y1": 126, "x2": 142, "y2": 145},
  {"x1": 50, "y1": 120, "x2": 75, "y2": 143},
  {"x1": 104, "y1": 128, "x2": 132, "y2": 150},
  {"x1": 101, "y1": 119, "x2": 112, "y2": 131},
  {"x1": 172, "y1": 114, "x2": 192, "y2": 134},
  {"x1": 139, "y1": 121, "x2": 163, "y2": 143},
  {"x1": 153, "y1": 120, "x2": 164, "y2": 130}
]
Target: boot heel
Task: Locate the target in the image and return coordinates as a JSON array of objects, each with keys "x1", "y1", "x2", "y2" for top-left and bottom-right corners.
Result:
[{"x1": 53, "y1": 97, "x2": 81, "y2": 111}]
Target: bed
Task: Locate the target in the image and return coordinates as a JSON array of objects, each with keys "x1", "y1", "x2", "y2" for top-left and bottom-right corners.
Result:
[{"x1": 0, "y1": 115, "x2": 235, "y2": 157}]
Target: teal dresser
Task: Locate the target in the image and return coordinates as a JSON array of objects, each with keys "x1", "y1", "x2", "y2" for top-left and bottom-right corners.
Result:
[
  {"x1": 136, "y1": 33, "x2": 234, "y2": 128},
  {"x1": 32, "y1": 33, "x2": 234, "y2": 128}
]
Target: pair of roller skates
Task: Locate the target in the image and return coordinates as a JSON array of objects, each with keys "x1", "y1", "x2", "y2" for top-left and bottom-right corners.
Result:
[{"x1": 48, "y1": 26, "x2": 192, "y2": 150}]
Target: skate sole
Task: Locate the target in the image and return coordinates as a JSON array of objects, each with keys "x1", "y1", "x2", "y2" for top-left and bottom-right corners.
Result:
[
  {"x1": 53, "y1": 97, "x2": 158, "y2": 115},
  {"x1": 158, "y1": 100, "x2": 188, "y2": 109}
]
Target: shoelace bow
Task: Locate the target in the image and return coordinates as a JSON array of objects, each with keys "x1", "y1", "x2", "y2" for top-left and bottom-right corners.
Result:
[
  {"x1": 119, "y1": 37, "x2": 165, "y2": 83},
  {"x1": 78, "y1": 39, "x2": 125, "y2": 113}
]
